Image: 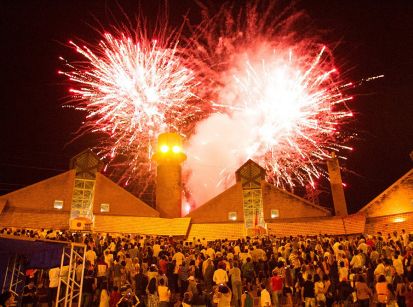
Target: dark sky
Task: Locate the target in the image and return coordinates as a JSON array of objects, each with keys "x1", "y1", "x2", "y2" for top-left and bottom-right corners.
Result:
[{"x1": 0, "y1": 0, "x2": 412, "y2": 213}]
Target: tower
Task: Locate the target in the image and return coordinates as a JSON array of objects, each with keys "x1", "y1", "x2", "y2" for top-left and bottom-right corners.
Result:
[
  {"x1": 327, "y1": 152, "x2": 348, "y2": 216},
  {"x1": 69, "y1": 149, "x2": 103, "y2": 229},
  {"x1": 153, "y1": 133, "x2": 186, "y2": 218},
  {"x1": 236, "y1": 159, "x2": 266, "y2": 236}
]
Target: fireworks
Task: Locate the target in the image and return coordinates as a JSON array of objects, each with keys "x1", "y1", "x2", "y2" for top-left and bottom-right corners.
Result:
[
  {"x1": 59, "y1": 28, "x2": 207, "y2": 193},
  {"x1": 183, "y1": 2, "x2": 354, "y2": 206},
  {"x1": 61, "y1": 1, "x2": 356, "y2": 206}
]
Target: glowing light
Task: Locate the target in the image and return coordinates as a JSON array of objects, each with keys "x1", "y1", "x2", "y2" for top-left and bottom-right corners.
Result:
[
  {"x1": 393, "y1": 217, "x2": 406, "y2": 223},
  {"x1": 160, "y1": 145, "x2": 169, "y2": 153},
  {"x1": 172, "y1": 145, "x2": 181, "y2": 153}
]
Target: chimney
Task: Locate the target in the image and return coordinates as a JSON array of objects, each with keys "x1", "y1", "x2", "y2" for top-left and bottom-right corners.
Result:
[
  {"x1": 327, "y1": 152, "x2": 348, "y2": 216},
  {"x1": 152, "y1": 133, "x2": 186, "y2": 218}
]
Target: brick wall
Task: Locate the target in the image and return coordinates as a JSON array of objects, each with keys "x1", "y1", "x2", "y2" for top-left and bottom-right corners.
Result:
[
  {"x1": 267, "y1": 214, "x2": 365, "y2": 236},
  {"x1": 361, "y1": 169, "x2": 413, "y2": 218},
  {"x1": 365, "y1": 212, "x2": 413, "y2": 235},
  {"x1": 0, "y1": 170, "x2": 75, "y2": 212},
  {"x1": 187, "y1": 181, "x2": 331, "y2": 223},
  {"x1": 0, "y1": 207, "x2": 70, "y2": 229},
  {"x1": 187, "y1": 223, "x2": 246, "y2": 241},
  {"x1": 93, "y1": 173, "x2": 159, "y2": 217},
  {"x1": 186, "y1": 183, "x2": 244, "y2": 223},
  {"x1": 262, "y1": 182, "x2": 331, "y2": 219},
  {"x1": 94, "y1": 215, "x2": 190, "y2": 236}
]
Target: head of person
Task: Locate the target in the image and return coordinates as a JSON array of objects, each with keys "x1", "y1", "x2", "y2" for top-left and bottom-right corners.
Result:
[
  {"x1": 218, "y1": 284, "x2": 229, "y2": 294},
  {"x1": 188, "y1": 276, "x2": 196, "y2": 283},
  {"x1": 378, "y1": 275, "x2": 386, "y2": 283}
]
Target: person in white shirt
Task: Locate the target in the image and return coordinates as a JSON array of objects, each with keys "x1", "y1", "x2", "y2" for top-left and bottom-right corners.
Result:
[
  {"x1": 358, "y1": 239, "x2": 368, "y2": 255},
  {"x1": 233, "y1": 244, "x2": 241, "y2": 256},
  {"x1": 213, "y1": 264, "x2": 228, "y2": 285},
  {"x1": 85, "y1": 247, "x2": 97, "y2": 265},
  {"x1": 350, "y1": 250, "x2": 363, "y2": 269},
  {"x1": 260, "y1": 283, "x2": 272, "y2": 307},
  {"x1": 157, "y1": 278, "x2": 170, "y2": 307},
  {"x1": 393, "y1": 251, "x2": 404, "y2": 275},
  {"x1": 374, "y1": 259, "x2": 386, "y2": 281},
  {"x1": 49, "y1": 267, "x2": 60, "y2": 304},
  {"x1": 338, "y1": 261, "x2": 349, "y2": 282},
  {"x1": 201, "y1": 238, "x2": 208, "y2": 248},
  {"x1": 206, "y1": 246, "x2": 216, "y2": 260},
  {"x1": 153, "y1": 242, "x2": 161, "y2": 258},
  {"x1": 172, "y1": 249, "x2": 185, "y2": 273},
  {"x1": 104, "y1": 250, "x2": 113, "y2": 268}
]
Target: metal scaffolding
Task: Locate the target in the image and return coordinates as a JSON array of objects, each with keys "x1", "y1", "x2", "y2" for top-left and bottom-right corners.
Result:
[
  {"x1": 242, "y1": 188, "x2": 265, "y2": 229},
  {"x1": 70, "y1": 178, "x2": 96, "y2": 221},
  {"x1": 55, "y1": 242, "x2": 86, "y2": 307},
  {"x1": 235, "y1": 160, "x2": 267, "y2": 236},
  {"x1": 1, "y1": 254, "x2": 26, "y2": 303}
]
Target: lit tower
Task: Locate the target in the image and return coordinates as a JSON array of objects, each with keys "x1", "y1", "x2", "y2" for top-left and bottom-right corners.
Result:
[
  {"x1": 69, "y1": 149, "x2": 103, "y2": 230},
  {"x1": 152, "y1": 133, "x2": 186, "y2": 218},
  {"x1": 327, "y1": 152, "x2": 348, "y2": 216},
  {"x1": 236, "y1": 160, "x2": 266, "y2": 236}
]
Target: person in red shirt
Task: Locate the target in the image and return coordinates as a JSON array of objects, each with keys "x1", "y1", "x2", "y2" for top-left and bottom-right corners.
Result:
[
  {"x1": 159, "y1": 255, "x2": 168, "y2": 275},
  {"x1": 109, "y1": 286, "x2": 121, "y2": 307},
  {"x1": 270, "y1": 271, "x2": 283, "y2": 307}
]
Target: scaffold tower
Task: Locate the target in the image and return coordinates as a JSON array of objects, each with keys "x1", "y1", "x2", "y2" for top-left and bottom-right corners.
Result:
[
  {"x1": 235, "y1": 160, "x2": 266, "y2": 236},
  {"x1": 69, "y1": 150, "x2": 103, "y2": 224},
  {"x1": 56, "y1": 242, "x2": 87, "y2": 307}
]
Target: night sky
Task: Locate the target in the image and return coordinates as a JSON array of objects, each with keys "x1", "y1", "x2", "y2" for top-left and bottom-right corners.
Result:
[{"x1": 0, "y1": 1, "x2": 412, "y2": 213}]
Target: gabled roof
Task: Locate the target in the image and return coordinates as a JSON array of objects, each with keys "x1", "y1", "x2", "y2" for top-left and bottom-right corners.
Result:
[
  {"x1": 69, "y1": 149, "x2": 104, "y2": 178},
  {"x1": 185, "y1": 178, "x2": 330, "y2": 223},
  {"x1": 0, "y1": 199, "x2": 7, "y2": 214},
  {"x1": 261, "y1": 181, "x2": 331, "y2": 214},
  {"x1": 0, "y1": 170, "x2": 75, "y2": 211},
  {"x1": 185, "y1": 182, "x2": 243, "y2": 223},
  {"x1": 235, "y1": 159, "x2": 266, "y2": 186},
  {"x1": 93, "y1": 173, "x2": 160, "y2": 217},
  {"x1": 359, "y1": 168, "x2": 413, "y2": 212}
]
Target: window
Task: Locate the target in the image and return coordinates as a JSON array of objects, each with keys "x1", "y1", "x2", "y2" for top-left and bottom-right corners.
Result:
[
  {"x1": 100, "y1": 203, "x2": 110, "y2": 213},
  {"x1": 54, "y1": 200, "x2": 63, "y2": 210},
  {"x1": 270, "y1": 209, "x2": 279, "y2": 219},
  {"x1": 228, "y1": 212, "x2": 237, "y2": 221}
]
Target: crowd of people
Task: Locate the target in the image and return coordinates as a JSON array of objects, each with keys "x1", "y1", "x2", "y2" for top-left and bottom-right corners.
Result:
[{"x1": 1, "y1": 227, "x2": 413, "y2": 307}]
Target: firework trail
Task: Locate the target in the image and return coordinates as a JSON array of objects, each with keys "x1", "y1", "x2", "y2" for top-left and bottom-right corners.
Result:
[
  {"x1": 59, "y1": 21, "x2": 209, "y2": 194},
  {"x1": 183, "y1": 1, "x2": 354, "y2": 208}
]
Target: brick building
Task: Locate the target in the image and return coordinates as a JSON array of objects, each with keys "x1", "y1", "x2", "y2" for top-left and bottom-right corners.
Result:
[
  {"x1": 0, "y1": 149, "x2": 411, "y2": 239},
  {"x1": 360, "y1": 168, "x2": 413, "y2": 235}
]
